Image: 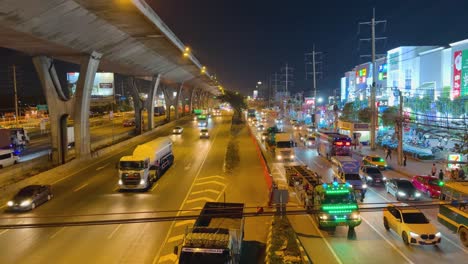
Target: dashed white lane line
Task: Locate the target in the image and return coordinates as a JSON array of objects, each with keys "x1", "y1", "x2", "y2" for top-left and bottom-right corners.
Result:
[
  {"x1": 361, "y1": 217, "x2": 415, "y2": 264},
  {"x1": 49, "y1": 227, "x2": 66, "y2": 239},
  {"x1": 185, "y1": 197, "x2": 214, "y2": 204},
  {"x1": 96, "y1": 163, "x2": 110, "y2": 171},
  {"x1": 193, "y1": 180, "x2": 226, "y2": 187},
  {"x1": 73, "y1": 183, "x2": 88, "y2": 192},
  {"x1": 167, "y1": 234, "x2": 184, "y2": 243},
  {"x1": 108, "y1": 224, "x2": 122, "y2": 240},
  {"x1": 306, "y1": 215, "x2": 344, "y2": 264},
  {"x1": 196, "y1": 175, "x2": 225, "y2": 181}
]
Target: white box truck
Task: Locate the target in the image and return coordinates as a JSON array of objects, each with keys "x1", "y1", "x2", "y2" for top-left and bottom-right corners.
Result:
[
  {"x1": 118, "y1": 137, "x2": 174, "y2": 190},
  {"x1": 274, "y1": 133, "x2": 295, "y2": 161}
]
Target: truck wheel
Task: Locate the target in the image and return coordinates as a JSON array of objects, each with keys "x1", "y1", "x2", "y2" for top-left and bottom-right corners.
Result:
[
  {"x1": 459, "y1": 227, "x2": 468, "y2": 247},
  {"x1": 383, "y1": 217, "x2": 390, "y2": 230}
]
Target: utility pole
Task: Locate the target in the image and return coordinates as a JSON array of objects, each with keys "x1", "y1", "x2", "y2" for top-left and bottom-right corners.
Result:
[
  {"x1": 13, "y1": 65, "x2": 19, "y2": 125},
  {"x1": 397, "y1": 90, "x2": 403, "y2": 166},
  {"x1": 280, "y1": 64, "x2": 294, "y2": 115},
  {"x1": 358, "y1": 8, "x2": 387, "y2": 150},
  {"x1": 305, "y1": 46, "x2": 322, "y2": 126}
]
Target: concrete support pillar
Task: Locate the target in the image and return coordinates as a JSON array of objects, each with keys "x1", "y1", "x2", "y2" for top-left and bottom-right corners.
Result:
[
  {"x1": 144, "y1": 74, "x2": 161, "y2": 130},
  {"x1": 174, "y1": 82, "x2": 184, "y2": 119},
  {"x1": 74, "y1": 52, "x2": 101, "y2": 159},
  {"x1": 33, "y1": 56, "x2": 72, "y2": 165},
  {"x1": 188, "y1": 87, "x2": 196, "y2": 113},
  {"x1": 161, "y1": 85, "x2": 172, "y2": 122},
  {"x1": 128, "y1": 77, "x2": 143, "y2": 135}
]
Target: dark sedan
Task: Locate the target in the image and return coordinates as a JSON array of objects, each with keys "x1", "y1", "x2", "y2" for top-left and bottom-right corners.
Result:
[
  {"x1": 7, "y1": 185, "x2": 53, "y2": 211},
  {"x1": 385, "y1": 179, "x2": 421, "y2": 201},
  {"x1": 360, "y1": 166, "x2": 386, "y2": 185}
]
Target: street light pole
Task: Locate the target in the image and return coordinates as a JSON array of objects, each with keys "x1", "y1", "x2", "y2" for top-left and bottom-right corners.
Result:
[
  {"x1": 13, "y1": 65, "x2": 19, "y2": 125},
  {"x1": 397, "y1": 91, "x2": 403, "y2": 166}
]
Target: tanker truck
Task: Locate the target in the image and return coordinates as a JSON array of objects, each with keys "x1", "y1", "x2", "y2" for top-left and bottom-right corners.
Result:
[{"x1": 118, "y1": 137, "x2": 173, "y2": 191}]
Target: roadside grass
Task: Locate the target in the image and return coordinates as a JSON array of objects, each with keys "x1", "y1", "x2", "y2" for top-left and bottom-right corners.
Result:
[{"x1": 269, "y1": 215, "x2": 302, "y2": 264}]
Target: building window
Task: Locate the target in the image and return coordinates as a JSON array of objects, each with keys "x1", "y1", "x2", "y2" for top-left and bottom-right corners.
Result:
[{"x1": 405, "y1": 69, "x2": 412, "y2": 91}]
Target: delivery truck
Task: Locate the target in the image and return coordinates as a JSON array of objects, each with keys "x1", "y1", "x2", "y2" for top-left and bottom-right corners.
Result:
[
  {"x1": 176, "y1": 202, "x2": 245, "y2": 263},
  {"x1": 118, "y1": 137, "x2": 173, "y2": 190}
]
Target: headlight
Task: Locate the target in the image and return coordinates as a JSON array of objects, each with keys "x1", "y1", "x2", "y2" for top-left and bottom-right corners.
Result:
[
  {"x1": 276, "y1": 155, "x2": 282, "y2": 160},
  {"x1": 7, "y1": 201, "x2": 13, "y2": 207},
  {"x1": 20, "y1": 200, "x2": 32, "y2": 207},
  {"x1": 139, "y1": 179, "x2": 146, "y2": 185},
  {"x1": 415, "y1": 192, "x2": 421, "y2": 197},
  {"x1": 409, "y1": 232, "x2": 420, "y2": 238},
  {"x1": 118, "y1": 180, "x2": 123, "y2": 185},
  {"x1": 435, "y1": 232, "x2": 441, "y2": 238},
  {"x1": 362, "y1": 184, "x2": 368, "y2": 189},
  {"x1": 366, "y1": 176, "x2": 373, "y2": 181},
  {"x1": 383, "y1": 177, "x2": 387, "y2": 181},
  {"x1": 397, "y1": 191, "x2": 406, "y2": 196},
  {"x1": 319, "y1": 214, "x2": 328, "y2": 220},
  {"x1": 350, "y1": 213, "x2": 360, "y2": 220},
  {"x1": 290, "y1": 155, "x2": 295, "y2": 159},
  {"x1": 200, "y1": 132, "x2": 202, "y2": 136}
]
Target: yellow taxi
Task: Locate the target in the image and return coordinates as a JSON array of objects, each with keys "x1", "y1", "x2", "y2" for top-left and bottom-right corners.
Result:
[
  {"x1": 362, "y1": 155, "x2": 388, "y2": 170},
  {"x1": 383, "y1": 205, "x2": 441, "y2": 246}
]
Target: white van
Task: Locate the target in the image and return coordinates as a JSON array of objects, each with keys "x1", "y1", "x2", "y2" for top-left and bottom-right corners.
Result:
[{"x1": 0, "y1": 149, "x2": 19, "y2": 169}]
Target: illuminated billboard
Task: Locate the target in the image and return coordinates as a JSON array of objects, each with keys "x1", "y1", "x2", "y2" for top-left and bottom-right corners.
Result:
[{"x1": 67, "y1": 72, "x2": 115, "y2": 100}]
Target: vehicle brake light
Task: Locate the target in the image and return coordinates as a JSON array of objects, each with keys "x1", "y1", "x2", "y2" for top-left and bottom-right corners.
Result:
[
  {"x1": 345, "y1": 142, "x2": 350, "y2": 146},
  {"x1": 335, "y1": 142, "x2": 343, "y2": 146}
]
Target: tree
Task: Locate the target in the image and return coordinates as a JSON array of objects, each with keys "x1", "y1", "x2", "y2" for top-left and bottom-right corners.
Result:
[
  {"x1": 381, "y1": 106, "x2": 399, "y2": 127},
  {"x1": 340, "y1": 102, "x2": 357, "y2": 122},
  {"x1": 216, "y1": 90, "x2": 247, "y2": 123},
  {"x1": 358, "y1": 107, "x2": 372, "y2": 123}
]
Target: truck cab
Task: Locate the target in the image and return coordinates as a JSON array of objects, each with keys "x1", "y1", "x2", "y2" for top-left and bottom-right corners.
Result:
[{"x1": 274, "y1": 133, "x2": 295, "y2": 161}]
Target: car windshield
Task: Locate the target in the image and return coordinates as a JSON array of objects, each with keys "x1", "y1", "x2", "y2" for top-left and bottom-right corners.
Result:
[
  {"x1": 371, "y1": 157, "x2": 383, "y2": 162},
  {"x1": 366, "y1": 168, "x2": 381, "y2": 174},
  {"x1": 119, "y1": 161, "x2": 144, "y2": 170},
  {"x1": 428, "y1": 179, "x2": 440, "y2": 186},
  {"x1": 277, "y1": 141, "x2": 292, "y2": 148},
  {"x1": 323, "y1": 193, "x2": 356, "y2": 204},
  {"x1": 17, "y1": 188, "x2": 36, "y2": 197},
  {"x1": 345, "y1": 174, "x2": 361, "y2": 181},
  {"x1": 402, "y1": 212, "x2": 429, "y2": 224},
  {"x1": 397, "y1": 181, "x2": 414, "y2": 189}
]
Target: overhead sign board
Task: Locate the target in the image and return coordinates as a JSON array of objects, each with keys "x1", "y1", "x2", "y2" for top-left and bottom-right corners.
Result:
[{"x1": 67, "y1": 72, "x2": 115, "y2": 101}]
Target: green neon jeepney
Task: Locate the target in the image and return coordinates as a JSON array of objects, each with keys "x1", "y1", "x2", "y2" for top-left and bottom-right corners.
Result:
[{"x1": 314, "y1": 182, "x2": 362, "y2": 228}]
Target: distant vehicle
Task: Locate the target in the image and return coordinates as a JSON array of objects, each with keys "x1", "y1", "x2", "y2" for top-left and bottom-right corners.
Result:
[
  {"x1": 247, "y1": 108, "x2": 256, "y2": 121},
  {"x1": 200, "y1": 128, "x2": 209, "y2": 138},
  {"x1": 261, "y1": 132, "x2": 269, "y2": 142},
  {"x1": 197, "y1": 115, "x2": 208, "y2": 127},
  {"x1": 411, "y1": 175, "x2": 442, "y2": 198},
  {"x1": 154, "y1": 106, "x2": 166, "y2": 116},
  {"x1": 305, "y1": 136, "x2": 315, "y2": 147},
  {"x1": 118, "y1": 137, "x2": 174, "y2": 191},
  {"x1": 175, "y1": 202, "x2": 244, "y2": 263},
  {"x1": 123, "y1": 118, "x2": 136, "y2": 127},
  {"x1": 275, "y1": 118, "x2": 283, "y2": 124},
  {"x1": 307, "y1": 126, "x2": 316, "y2": 133},
  {"x1": 172, "y1": 126, "x2": 184, "y2": 134},
  {"x1": 362, "y1": 155, "x2": 388, "y2": 170},
  {"x1": 359, "y1": 166, "x2": 386, "y2": 186},
  {"x1": 0, "y1": 149, "x2": 19, "y2": 169},
  {"x1": 0, "y1": 128, "x2": 29, "y2": 154},
  {"x1": 386, "y1": 179, "x2": 421, "y2": 201},
  {"x1": 293, "y1": 124, "x2": 302, "y2": 130},
  {"x1": 383, "y1": 205, "x2": 441, "y2": 246},
  {"x1": 331, "y1": 156, "x2": 367, "y2": 201},
  {"x1": 316, "y1": 131, "x2": 352, "y2": 160},
  {"x1": 290, "y1": 119, "x2": 298, "y2": 125},
  {"x1": 7, "y1": 185, "x2": 53, "y2": 211},
  {"x1": 261, "y1": 117, "x2": 267, "y2": 123},
  {"x1": 257, "y1": 124, "x2": 265, "y2": 131},
  {"x1": 273, "y1": 133, "x2": 295, "y2": 161}
]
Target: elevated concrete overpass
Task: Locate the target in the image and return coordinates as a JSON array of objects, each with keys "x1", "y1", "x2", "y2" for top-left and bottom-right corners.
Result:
[{"x1": 0, "y1": 0, "x2": 221, "y2": 164}]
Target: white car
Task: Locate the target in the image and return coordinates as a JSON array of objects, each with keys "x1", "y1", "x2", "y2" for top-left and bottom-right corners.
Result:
[
  {"x1": 172, "y1": 126, "x2": 184, "y2": 134},
  {"x1": 200, "y1": 129, "x2": 209, "y2": 139},
  {"x1": 383, "y1": 205, "x2": 441, "y2": 246},
  {"x1": 0, "y1": 149, "x2": 19, "y2": 169}
]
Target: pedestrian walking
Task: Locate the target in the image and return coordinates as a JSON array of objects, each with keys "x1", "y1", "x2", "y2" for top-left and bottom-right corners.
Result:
[
  {"x1": 458, "y1": 168, "x2": 465, "y2": 180},
  {"x1": 431, "y1": 163, "x2": 437, "y2": 176},
  {"x1": 438, "y1": 169, "x2": 444, "y2": 181},
  {"x1": 403, "y1": 154, "x2": 407, "y2": 167},
  {"x1": 385, "y1": 148, "x2": 392, "y2": 160}
]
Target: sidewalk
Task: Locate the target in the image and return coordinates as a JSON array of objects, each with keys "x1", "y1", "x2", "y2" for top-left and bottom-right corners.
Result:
[{"x1": 352, "y1": 145, "x2": 442, "y2": 178}]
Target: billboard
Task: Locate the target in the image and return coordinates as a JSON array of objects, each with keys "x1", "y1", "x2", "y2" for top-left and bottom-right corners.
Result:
[
  {"x1": 66, "y1": 72, "x2": 115, "y2": 100},
  {"x1": 462, "y1": 50, "x2": 468, "y2": 97},
  {"x1": 453, "y1": 51, "x2": 462, "y2": 99}
]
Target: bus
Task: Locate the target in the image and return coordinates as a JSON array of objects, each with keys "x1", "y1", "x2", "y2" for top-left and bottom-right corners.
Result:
[
  {"x1": 197, "y1": 115, "x2": 208, "y2": 127},
  {"x1": 438, "y1": 181, "x2": 468, "y2": 247},
  {"x1": 316, "y1": 131, "x2": 352, "y2": 159}
]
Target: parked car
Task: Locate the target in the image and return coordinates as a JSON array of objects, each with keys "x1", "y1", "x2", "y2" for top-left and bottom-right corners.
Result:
[
  {"x1": 359, "y1": 166, "x2": 386, "y2": 185},
  {"x1": 386, "y1": 179, "x2": 421, "y2": 201},
  {"x1": 362, "y1": 155, "x2": 388, "y2": 170},
  {"x1": 123, "y1": 118, "x2": 136, "y2": 127},
  {"x1": 383, "y1": 205, "x2": 441, "y2": 246},
  {"x1": 172, "y1": 126, "x2": 184, "y2": 134},
  {"x1": 200, "y1": 128, "x2": 209, "y2": 139},
  {"x1": 411, "y1": 175, "x2": 442, "y2": 198},
  {"x1": 7, "y1": 185, "x2": 53, "y2": 211},
  {"x1": 0, "y1": 149, "x2": 19, "y2": 169}
]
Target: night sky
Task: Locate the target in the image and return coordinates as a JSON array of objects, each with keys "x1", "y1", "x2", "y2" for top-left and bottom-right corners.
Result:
[{"x1": 149, "y1": 0, "x2": 468, "y2": 97}]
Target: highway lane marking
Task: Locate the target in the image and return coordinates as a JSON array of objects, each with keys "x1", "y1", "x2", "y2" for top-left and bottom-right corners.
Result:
[
  {"x1": 73, "y1": 183, "x2": 89, "y2": 192},
  {"x1": 150, "y1": 183, "x2": 160, "y2": 192},
  {"x1": 361, "y1": 217, "x2": 415, "y2": 264},
  {"x1": 158, "y1": 254, "x2": 177, "y2": 263},
  {"x1": 174, "y1": 220, "x2": 195, "y2": 228},
  {"x1": 190, "y1": 189, "x2": 220, "y2": 195},
  {"x1": 180, "y1": 207, "x2": 202, "y2": 215},
  {"x1": 194, "y1": 180, "x2": 226, "y2": 187},
  {"x1": 442, "y1": 234, "x2": 468, "y2": 254},
  {"x1": 305, "y1": 215, "x2": 343, "y2": 264},
  {"x1": 96, "y1": 163, "x2": 110, "y2": 171},
  {"x1": 49, "y1": 227, "x2": 66, "y2": 239},
  {"x1": 108, "y1": 224, "x2": 122, "y2": 239},
  {"x1": 196, "y1": 175, "x2": 225, "y2": 181},
  {"x1": 152, "y1": 122, "x2": 221, "y2": 264},
  {"x1": 185, "y1": 197, "x2": 214, "y2": 204},
  {"x1": 0, "y1": 229, "x2": 8, "y2": 236},
  {"x1": 167, "y1": 234, "x2": 184, "y2": 243}
]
